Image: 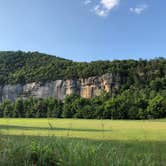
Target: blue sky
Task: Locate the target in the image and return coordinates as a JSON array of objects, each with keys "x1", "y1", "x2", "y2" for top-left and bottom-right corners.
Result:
[{"x1": 0, "y1": 0, "x2": 165, "y2": 62}]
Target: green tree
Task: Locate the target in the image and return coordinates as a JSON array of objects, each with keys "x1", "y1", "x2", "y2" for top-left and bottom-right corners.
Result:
[
  {"x1": 13, "y1": 99, "x2": 24, "y2": 117},
  {"x1": 147, "y1": 95, "x2": 166, "y2": 119},
  {"x1": 1, "y1": 100, "x2": 13, "y2": 117},
  {"x1": 62, "y1": 94, "x2": 79, "y2": 118}
]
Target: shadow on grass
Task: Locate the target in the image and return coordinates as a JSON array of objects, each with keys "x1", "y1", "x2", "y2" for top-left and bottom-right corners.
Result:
[{"x1": 0, "y1": 125, "x2": 111, "y2": 132}]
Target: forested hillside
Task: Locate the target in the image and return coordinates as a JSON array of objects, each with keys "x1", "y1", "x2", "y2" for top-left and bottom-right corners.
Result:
[
  {"x1": 1, "y1": 51, "x2": 166, "y2": 92},
  {"x1": 0, "y1": 51, "x2": 166, "y2": 119}
]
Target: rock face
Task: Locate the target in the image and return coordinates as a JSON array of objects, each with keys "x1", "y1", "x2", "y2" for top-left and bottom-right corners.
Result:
[{"x1": 0, "y1": 73, "x2": 120, "y2": 102}]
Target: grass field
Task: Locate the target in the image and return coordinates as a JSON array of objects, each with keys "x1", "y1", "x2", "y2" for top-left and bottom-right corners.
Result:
[{"x1": 0, "y1": 119, "x2": 166, "y2": 165}]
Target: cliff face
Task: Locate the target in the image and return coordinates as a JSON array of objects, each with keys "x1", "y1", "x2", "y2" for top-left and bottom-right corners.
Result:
[{"x1": 0, "y1": 73, "x2": 120, "y2": 102}]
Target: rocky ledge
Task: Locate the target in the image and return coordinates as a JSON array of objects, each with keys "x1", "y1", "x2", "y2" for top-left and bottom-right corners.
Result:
[{"x1": 0, "y1": 73, "x2": 120, "y2": 102}]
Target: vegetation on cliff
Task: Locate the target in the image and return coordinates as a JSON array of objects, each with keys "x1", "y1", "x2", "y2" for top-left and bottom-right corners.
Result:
[
  {"x1": 0, "y1": 51, "x2": 166, "y2": 119},
  {"x1": 1, "y1": 51, "x2": 166, "y2": 91}
]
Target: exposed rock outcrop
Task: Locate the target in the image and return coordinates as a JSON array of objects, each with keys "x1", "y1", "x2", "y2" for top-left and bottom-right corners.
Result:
[{"x1": 0, "y1": 73, "x2": 120, "y2": 102}]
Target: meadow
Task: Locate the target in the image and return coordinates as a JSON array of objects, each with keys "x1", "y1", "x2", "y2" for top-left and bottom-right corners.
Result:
[{"x1": 0, "y1": 119, "x2": 166, "y2": 165}]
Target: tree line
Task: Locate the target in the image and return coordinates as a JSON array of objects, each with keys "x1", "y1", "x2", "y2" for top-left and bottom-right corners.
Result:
[{"x1": 0, "y1": 87, "x2": 166, "y2": 119}]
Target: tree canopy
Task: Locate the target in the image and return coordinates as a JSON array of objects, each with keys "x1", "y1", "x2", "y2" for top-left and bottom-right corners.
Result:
[{"x1": 1, "y1": 51, "x2": 166, "y2": 92}]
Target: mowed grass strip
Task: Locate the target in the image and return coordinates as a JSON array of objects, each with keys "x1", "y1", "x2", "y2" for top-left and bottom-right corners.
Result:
[{"x1": 0, "y1": 118, "x2": 166, "y2": 141}]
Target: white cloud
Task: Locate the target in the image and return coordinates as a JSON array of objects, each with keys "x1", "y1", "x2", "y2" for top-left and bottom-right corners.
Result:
[
  {"x1": 84, "y1": 0, "x2": 92, "y2": 5},
  {"x1": 101, "y1": 0, "x2": 119, "y2": 10},
  {"x1": 94, "y1": 0, "x2": 120, "y2": 17},
  {"x1": 130, "y1": 4, "x2": 148, "y2": 15}
]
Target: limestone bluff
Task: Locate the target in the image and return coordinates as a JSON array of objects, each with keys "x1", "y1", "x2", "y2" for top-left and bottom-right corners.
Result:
[{"x1": 0, "y1": 73, "x2": 120, "y2": 102}]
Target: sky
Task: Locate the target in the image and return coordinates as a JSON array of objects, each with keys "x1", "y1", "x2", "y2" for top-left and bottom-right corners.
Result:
[{"x1": 0, "y1": 0, "x2": 165, "y2": 62}]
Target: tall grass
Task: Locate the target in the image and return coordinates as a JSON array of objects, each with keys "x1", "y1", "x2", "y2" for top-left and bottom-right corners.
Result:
[{"x1": 0, "y1": 135, "x2": 166, "y2": 166}]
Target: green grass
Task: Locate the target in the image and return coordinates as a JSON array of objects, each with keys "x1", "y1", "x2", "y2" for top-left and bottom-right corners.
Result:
[
  {"x1": 0, "y1": 118, "x2": 166, "y2": 165},
  {"x1": 0, "y1": 118, "x2": 166, "y2": 140}
]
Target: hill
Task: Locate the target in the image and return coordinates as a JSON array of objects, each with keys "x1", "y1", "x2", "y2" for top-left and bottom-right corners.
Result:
[
  {"x1": 0, "y1": 51, "x2": 166, "y2": 119},
  {"x1": 0, "y1": 51, "x2": 166, "y2": 93}
]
